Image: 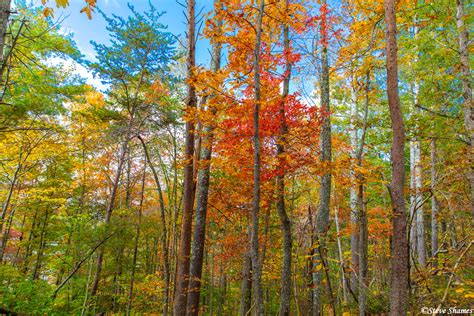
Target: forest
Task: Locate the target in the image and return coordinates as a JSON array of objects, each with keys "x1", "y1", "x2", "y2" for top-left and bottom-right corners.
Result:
[{"x1": 0, "y1": 0, "x2": 472, "y2": 315}]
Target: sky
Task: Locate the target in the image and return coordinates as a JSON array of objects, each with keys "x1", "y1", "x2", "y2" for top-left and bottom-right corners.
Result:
[{"x1": 32, "y1": 0, "x2": 215, "y2": 88}]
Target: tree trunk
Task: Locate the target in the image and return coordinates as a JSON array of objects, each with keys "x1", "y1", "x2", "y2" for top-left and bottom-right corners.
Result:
[
  {"x1": 186, "y1": 7, "x2": 222, "y2": 314},
  {"x1": 240, "y1": 227, "x2": 252, "y2": 316},
  {"x1": 0, "y1": 0, "x2": 11, "y2": 85},
  {"x1": 173, "y1": 0, "x2": 197, "y2": 314},
  {"x1": 250, "y1": 0, "x2": 265, "y2": 315},
  {"x1": 456, "y1": 0, "x2": 474, "y2": 219},
  {"x1": 334, "y1": 203, "x2": 348, "y2": 304},
  {"x1": 0, "y1": 160, "x2": 20, "y2": 235},
  {"x1": 139, "y1": 136, "x2": 170, "y2": 315},
  {"x1": 277, "y1": 5, "x2": 292, "y2": 315},
  {"x1": 384, "y1": 0, "x2": 409, "y2": 314},
  {"x1": 127, "y1": 160, "x2": 146, "y2": 315},
  {"x1": 0, "y1": 160, "x2": 20, "y2": 261},
  {"x1": 411, "y1": 31, "x2": 426, "y2": 264},
  {"x1": 90, "y1": 139, "x2": 129, "y2": 297},
  {"x1": 409, "y1": 142, "x2": 417, "y2": 261},
  {"x1": 349, "y1": 88, "x2": 359, "y2": 297},
  {"x1": 430, "y1": 138, "x2": 438, "y2": 266},
  {"x1": 358, "y1": 185, "x2": 368, "y2": 316},
  {"x1": 31, "y1": 207, "x2": 49, "y2": 280},
  {"x1": 414, "y1": 140, "x2": 426, "y2": 266},
  {"x1": 313, "y1": 0, "x2": 332, "y2": 313},
  {"x1": 357, "y1": 72, "x2": 370, "y2": 316},
  {"x1": 0, "y1": 204, "x2": 15, "y2": 262}
]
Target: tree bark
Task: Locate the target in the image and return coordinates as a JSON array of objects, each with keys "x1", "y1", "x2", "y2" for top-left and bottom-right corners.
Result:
[
  {"x1": 186, "y1": 6, "x2": 222, "y2": 314},
  {"x1": 430, "y1": 138, "x2": 438, "y2": 266},
  {"x1": 250, "y1": 0, "x2": 265, "y2": 315},
  {"x1": 357, "y1": 72, "x2": 370, "y2": 316},
  {"x1": 358, "y1": 185, "x2": 368, "y2": 316},
  {"x1": 277, "y1": 4, "x2": 292, "y2": 315},
  {"x1": 456, "y1": 0, "x2": 474, "y2": 220},
  {"x1": 409, "y1": 141, "x2": 417, "y2": 261},
  {"x1": 239, "y1": 228, "x2": 252, "y2": 316},
  {"x1": 173, "y1": 0, "x2": 197, "y2": 314},
  {"x1": 0, "y1": 0, "x2": 11, "y2": 85},
  {"x1": 410, "y1": 25, "x2": 426, "y2": 264},
  {"x1": 414, "y1": 139, "x2": 426, "y2": 266},
  {"x1": 384, "y1": 0, "x2": 409, "y2": 314},
  {"x1": 313, "y1": 0, "x2": 332, "y2": 314},
  {"x1": 349, "y1": 88, "x2": 359, "y2": 297}
]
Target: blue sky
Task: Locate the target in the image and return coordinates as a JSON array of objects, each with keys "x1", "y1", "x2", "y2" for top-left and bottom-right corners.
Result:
[
  {"x1": 33, "y1": 0, "x2": 215, "y2": 88},
  {"x1": 58, "y1": 0, "x2": 214, "y2": 62}
]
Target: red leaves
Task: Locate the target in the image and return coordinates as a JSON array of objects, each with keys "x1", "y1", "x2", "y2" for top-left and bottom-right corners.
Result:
[{"x1": 305, "y1": 3, "x2": 340, "y2": 47}]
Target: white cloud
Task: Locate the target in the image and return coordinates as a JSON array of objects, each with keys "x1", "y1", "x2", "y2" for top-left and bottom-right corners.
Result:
[{"x1": 47, "y1": 56, "x2": 108, "y2": 91}]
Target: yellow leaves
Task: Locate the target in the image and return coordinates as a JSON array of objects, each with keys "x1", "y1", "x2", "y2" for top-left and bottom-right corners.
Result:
[{"x1": 55, "y1": 0, "x2": 69, "y2": 8}]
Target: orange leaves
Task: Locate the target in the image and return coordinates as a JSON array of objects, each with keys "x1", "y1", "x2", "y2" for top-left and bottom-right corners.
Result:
[
  {"x1": 80, "y1": 0, "x2": 97, "y2": 19},
  {"x1": 43, "y1": 7, "x2": 54, "y2": 18},
  {"x1": 41, "y1": 0, "x2": 96, "y2": 19},
  {"x1": 368, "y1": 206, "x2": 392, "y2": 240}
]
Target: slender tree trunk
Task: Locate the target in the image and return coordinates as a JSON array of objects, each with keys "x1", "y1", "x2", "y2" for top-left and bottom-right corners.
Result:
[
  {"x1": 31, "y1": 208, "x2": 49, "y2": 281},
  {"x1": 90, "y1": 139, "x2": 129, "y2": 297},
  {"x1": 0, "y1": 0, "x2": 11, "y2": 84},
  {"x1": 0, "y1": 205, "x2": 15, "y2": 262},
  {"x1": 250, "y1": 0, "x2": 265, "y2": 315},
  {"x1": 240, "y1": 227, "x2": 252, "y2": 316},
  {"x1": 334, "y1": 203, "x2": 348, "y2": 304},
  {"x1": 127, "y1": 160, "x2": 146, "y2": 315},
  {"x1": 456, "y1": 0, "x2": 474, "y2": 219},
  {"x1": 173, "y1": 0, "x2": 197, "y2": 314},
  {"x1": 409, "y1": 142, "x2": 417, "y2": 261},
  {"x1": 414, "y1": 140, "x2": 426, "y2": 266},
  {"x1": 277, "y1": 5, "x2": 292, "y2": 314},
  {"x1": 358, "y1": 185, "x2": 368, "y2": 316},
  {"x1": 23, "y1": 206, "x2": 39, "y2": 272},
  {"x1": 0, "y1": 160, "x2": 20, "y2": 235},
  {"x1": 384, "y1": 0, "x2": 409, "y2": 314},
  {"x1": 307, "y1": 205, "x2": 315, "y2": 316},
  {"x1": 313, "y1": 0, "x2": 331, "y2": 314},
  {"x1": 349, "y1": 88, "x2": 359, "y2": 297},
  {"x1": 0, "y1": 164, "x2": 21, "y2": 261},
  {"x1": 430, "y1": 139, "x2": 438, "y2": 266},
  {"x1": 52, "y1": 234, "x2": 114, "y2": 300},
  {"x1": 411, "y1": 30, "x2": 426, "y2": 263},
  {"x1": 187, "y1": 8, "x2": 222, "y2": 314},
  {"x1": 139, "y1": 137, "x2": 170, "y2": 315},
  {"x1": 357, "y1": 72, "x2": 370, "y2": 316}
]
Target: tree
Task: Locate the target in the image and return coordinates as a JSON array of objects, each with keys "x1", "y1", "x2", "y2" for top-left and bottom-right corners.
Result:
[
  {"x1": 250, "y1": 1, "x2": 265, "y2": 314},
  {"x1": 276, "y1": 1, "x2": 293, "y2": 314},
  {"x1": 384, "y1": 0, "x2": 408, "y2": 314},
  {"x1": 313, "y1": 1, "x2": 332, "y2": 314},
  {"x1": 455, "y1": 0, "x2": 473, "y2": 219},
  {"x1": 85, "y1": 3, "x2": 175, "y2": 301},
  {"x1": 173, "y1": 0, "x2": 197, "y2": 314},
  {"x1": 186, "y1": 2, "x2": 223, "y2": 314}
]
